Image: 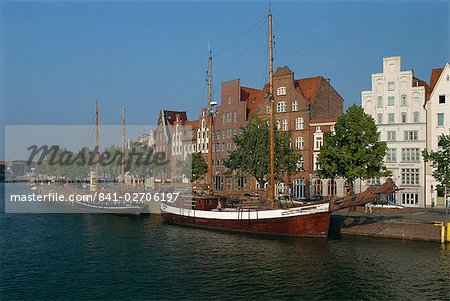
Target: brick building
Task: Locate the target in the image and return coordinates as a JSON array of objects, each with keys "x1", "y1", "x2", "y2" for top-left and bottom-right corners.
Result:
[
  {"x1": 211, "y1": 79, "x2": 263, "y2": 190},
  {"x1": 252, "y1": 66, "x2": 344, "y2": 199}
]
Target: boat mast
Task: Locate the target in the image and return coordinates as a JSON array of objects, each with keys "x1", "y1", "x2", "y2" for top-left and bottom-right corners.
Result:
[
  {"x1": 94, "y1": 100, "x2": 100, "y2": 191},
  {"x1": 208, "y1": 49, "x2": 214, "y2": 195},
  {"x1": 268, "y1": 7, "x2": 275, "y2": 208},
  {"x1": 121, "y1": 107, "x2": 126, "y2": 190}
]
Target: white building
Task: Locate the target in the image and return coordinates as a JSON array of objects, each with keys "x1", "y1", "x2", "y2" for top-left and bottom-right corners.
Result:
[
  {"x1": 362, "y1": 56, "x2": 429, "y2": 207},
  {"x1": 425, "y1": 63, "x2": 450, "y2": 208}
]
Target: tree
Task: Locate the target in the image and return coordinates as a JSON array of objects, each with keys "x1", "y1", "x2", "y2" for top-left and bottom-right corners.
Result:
[
  {"x1": 224, "y1": 115, "x2": 302, "y2": 186},
  {"x1": 179, "y1": 152, "x2": 207, "y2": 182},
  {"x1": 423, "y1": 134, "x2": 450, "y2": 212},
  {"x1": 317, "y1": 104, "x2": 391, "y2": 192}
]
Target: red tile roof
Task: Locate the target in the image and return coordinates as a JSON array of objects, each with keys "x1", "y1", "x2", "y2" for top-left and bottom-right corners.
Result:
[
  {"x1": 242, "y1": 86, "x2": 263, "y2": 118},
  {"x1": 295, "y1": 76, "x2": 322, "y2": 103},
  {"x1": 160, "y1": 110, "x2": 188, "y2": 125},
  {"x1": 429, "y1": 68, "x2": 444, "y2": 92}
]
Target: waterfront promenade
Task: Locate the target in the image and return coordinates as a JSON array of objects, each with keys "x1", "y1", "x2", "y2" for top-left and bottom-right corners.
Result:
[{"x1": 332, "y1": 207, "x2": 449, "y2": 243}]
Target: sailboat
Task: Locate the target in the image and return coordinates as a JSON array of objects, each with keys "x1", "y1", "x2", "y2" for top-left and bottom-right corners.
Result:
[
  {"x1": 160, "y1": 9, "x2": 399, "y2": 236},
  {"x1": 74, "y1": 102, "x2": 145, "y2": 215},
  {"x1": 160, "y1": 9, "x2": 332, "y2": 237}
]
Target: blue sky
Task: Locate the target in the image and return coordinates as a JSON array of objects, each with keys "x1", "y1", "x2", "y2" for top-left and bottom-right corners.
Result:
[{"x1": 1, "y1": 0, "x2": 449, "y2": 159}]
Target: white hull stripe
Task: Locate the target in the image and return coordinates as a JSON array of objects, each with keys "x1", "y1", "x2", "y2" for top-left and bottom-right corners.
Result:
[{"x1": 160, "y1": 203, "x2": 330, "y2": 220}]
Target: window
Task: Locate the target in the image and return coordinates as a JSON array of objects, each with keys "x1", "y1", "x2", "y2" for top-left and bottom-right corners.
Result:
[
  {"x1": 413, "y1": 112, "x2": 419, "y2": 123},
  {"x1": 401, "y1": 94, "x2": 407, "y2": 106},
  {"x1": 388, "y1": 113, "x2": 395, "y2": 124},
  {"x1": 387, "y1": 131, "x2": 396, "y2": 141},
  {"x1": 266, "y1": 104, "x2": 270, "y2": 114},
  {"x1": 314, "y1": 179, "x2": 323, "y2": 195},
  {"x1": 437, "y1": 113, "x2": 444, "y2": 126},
  {"x1": 327, "y1": 180, "x2": 337, "y2": 196},
  {"x1": 401, "y1": 112, "x2": 407, "y2": 123},
  {"x1": 401, "y1": 148, "x2": 421, "y2": 162},
  {"x1": 282, "y1": 120, "x2": 288, "y2": 131},
  {"x1": 277, "y1": 86, "x2": 287, "y2": 96},
  {"x1": 295, "y1": 136, "x2": 304, "y2": 150},
  {"x1": 439, "y1": 95, "x2": 446, "y2": 104},
  {"x1": 314, "y1": 135, "x2": 323, "y2": 150},
  {"x1": 386, "y1": 148, "x2": 397, "y2": 162},
  {"x1": 404, "y1": 130, "x2": 418, "y2": 141},
  {"x1": 388, "y1": 81, "x2": 395, "y2": 91},
  {"x1": 367, "y1": 178, "x2": 381, "y2": 186},
  {"x1": 313, "y1": 154, "x2": 320, "y2": 171},
  {"x1": 377, "y1": 96, "x2": 383, "y2": 108},
  {"x1": 276, "y1": 120, "x2": 281, "y2": 130},
  {"x1": 293, "y1": 179, "x2": 306, "y2": 199},
  {"x1": 377, "y1": 113, "x2": 383, "y2": 124},
  {"x1": 402, "y1": 193, "x2": 419, "y2": 205},
  {"x1": 388, "y1": 96, "x2": 395, "y2": 106},
  {"x1": 401, "y1": 168, "x2": 420, "y2": 185},
  {"x1": 344, "y1": 181, "x2": 352, "y2": 195},
  {"x1": 330, "y1": 125, "x2": 335, "y2": 134},
  {"x1": 277, "y1": 101, "x2": 287, "y2": 112},
  {"x1": 233, "y1": 111, "x2": 237, "y2": 122},
  {"x1": 292, "y1": 101, "x2": 298, "y2": 111},
  {"x1": 227, "y1": 95, "x2": 232, "y2": 104},
  {"x1": 295, "y1": 117, "x2": 304, "y2": 130}
]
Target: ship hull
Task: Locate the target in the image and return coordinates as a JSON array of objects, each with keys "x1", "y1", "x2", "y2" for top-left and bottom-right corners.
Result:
[
  {"x1": 75, "y1": 201, "x2": 144, "y2": 216},
  {"x1": 161, "y1": 203, "x2": 330, "y2": 237}
]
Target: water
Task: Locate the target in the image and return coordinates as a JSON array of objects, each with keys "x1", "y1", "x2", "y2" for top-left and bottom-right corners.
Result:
[{"x1": 1, "y1": 183, "x2": 449, "y2": 300}]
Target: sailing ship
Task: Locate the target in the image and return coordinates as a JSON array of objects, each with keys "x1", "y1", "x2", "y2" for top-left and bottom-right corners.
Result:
[
  {"x1": 160, "y1": 9, "x2": 398, "y2": 236},
  {"x1": 74, "y1": 102, "x2": 146, "y2": 216}
]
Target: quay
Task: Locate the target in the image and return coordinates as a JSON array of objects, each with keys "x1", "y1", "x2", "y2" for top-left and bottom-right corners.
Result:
[{"x1": 331, "y1": 207, "x2": 450, "y2": 243}]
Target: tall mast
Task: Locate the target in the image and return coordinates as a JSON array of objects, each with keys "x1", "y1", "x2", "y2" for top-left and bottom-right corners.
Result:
[
  {"x1": 268, "y1": 8, "x2": 275, "y2": 208},
  {"x1": 95, "y1": 100, "x2": 100, "y2": 191},
  {"x1": 208, "y1": 49, "x2": 214, "y2": 194},
  {"x1": 121, "y1": 108, "x2": 126, "y2": 189}
]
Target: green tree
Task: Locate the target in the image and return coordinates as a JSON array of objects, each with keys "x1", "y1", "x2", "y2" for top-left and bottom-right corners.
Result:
[
  {"x1": 224, "y1": 115, "x2": 302, "y2": 186},
  {"x1": 317, "y1": 104, "x2": 391, "y2": 192},
  {"x1": 423, "y1": 134, "x2": 450, "y2": 211}
]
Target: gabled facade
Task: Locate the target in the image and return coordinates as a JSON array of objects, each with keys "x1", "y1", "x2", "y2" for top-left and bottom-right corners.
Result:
[
  {"x1": 425, "y1": 63, "x2": 450, "y2": 208},
  {"x1": 361, "y1": 56, "x2": 429, "y2": 207},
  {"x1": 253, "y1": 66, "x2": 344, "y2": 199}
]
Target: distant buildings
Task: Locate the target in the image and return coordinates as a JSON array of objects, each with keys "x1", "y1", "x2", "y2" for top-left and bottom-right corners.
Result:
[{"x1": 362, "y1": 57, "x2": 449, "y2": 208}]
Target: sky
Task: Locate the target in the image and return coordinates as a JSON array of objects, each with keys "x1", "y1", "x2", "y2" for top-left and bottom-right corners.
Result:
[{"x1": 1, "y1": 0, "x2": 449, "y2": 159}]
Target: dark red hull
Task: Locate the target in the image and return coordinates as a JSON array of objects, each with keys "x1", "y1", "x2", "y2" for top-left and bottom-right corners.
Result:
[{"x1": 161, "y1": 211, "x2": 331, "y2": 237}]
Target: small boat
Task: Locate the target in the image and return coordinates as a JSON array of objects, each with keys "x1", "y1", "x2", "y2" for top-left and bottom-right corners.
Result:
[
  {"x1": 75, "y1": 200, "x2": 143, "y2": 216},
  {"x1": 74, "y1": 102, "x2": 147, "y2": 216}
]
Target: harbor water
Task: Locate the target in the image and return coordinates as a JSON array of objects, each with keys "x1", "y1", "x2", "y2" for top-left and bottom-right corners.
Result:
[{"x1": 1, "y1": 183, "x2": 449, "y2": 300}]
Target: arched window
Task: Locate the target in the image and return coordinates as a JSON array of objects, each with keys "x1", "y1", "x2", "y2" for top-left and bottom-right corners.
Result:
[
  {"x1": 377, "y1": 113, "x2": 383, "y2": 124},
  {"x1": 344, "y1": 180, "x2": 353, "y2": 195},
  {"x1": 401, "y1": 94, "x2": 407, "y2": 106},
  {"x1": 327, "y1": 180, "x2": 337, "y2": 196},
  {"x1": 401, "y1": 112, "x2": 407, "y2": 123},
  {"x1": 277, "y1": 86, "x2": 287, "y2": 96},
  {"x1": 277, "y1": 101, "x2": 287, "y2": 112},
  {"x1": 314, "y1": 179, "x2": 323, "y2": 196},
  {"x1": 296, "y1": 117, "x2": 304, "y2": 130}
]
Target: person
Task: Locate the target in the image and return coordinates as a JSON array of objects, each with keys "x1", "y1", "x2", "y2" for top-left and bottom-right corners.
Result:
[{"x1": 217, "y1": 200, "x2": 222, "y2": 211}]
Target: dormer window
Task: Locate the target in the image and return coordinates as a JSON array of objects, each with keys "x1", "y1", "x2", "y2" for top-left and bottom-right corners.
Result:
[{"x1": 277, "y1": 86, "x2": 287, "y2": 96}]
